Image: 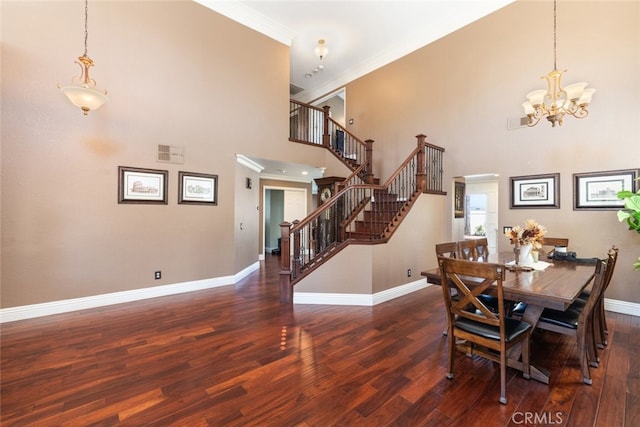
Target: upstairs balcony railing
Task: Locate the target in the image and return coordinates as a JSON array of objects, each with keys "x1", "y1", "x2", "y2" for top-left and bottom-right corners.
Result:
[{"x1": 289, "y1": 100, "x2": 374, "y2": 184}]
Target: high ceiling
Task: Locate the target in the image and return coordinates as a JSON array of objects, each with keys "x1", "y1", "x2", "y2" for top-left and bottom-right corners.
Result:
[
  {"x1": 196, "y1": 0, "x2": 515, "y2": 102},
  {"x1": 195, "y1": 0, "x2": 515, "y2": 184}
]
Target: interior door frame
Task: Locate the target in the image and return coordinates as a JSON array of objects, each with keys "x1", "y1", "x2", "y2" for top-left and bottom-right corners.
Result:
[{"x1": 261, "y1": 185, "x2": 308, "y2": 260}]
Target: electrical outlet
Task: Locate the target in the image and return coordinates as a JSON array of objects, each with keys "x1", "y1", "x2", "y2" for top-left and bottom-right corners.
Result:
[
  {"x1": 155, "y1": 271, "x2": 161, "y2": 280},
  {"x1": 407, "y1": 269, "x2": 412, "y2": 277}
]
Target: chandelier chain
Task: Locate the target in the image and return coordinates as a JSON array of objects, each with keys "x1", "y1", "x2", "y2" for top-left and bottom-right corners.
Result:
[
  {"x1": 83, "y1": 0, "x2": 89, "y2": 57},
  {"x1": 553, "y1": 0, "x2": 557, "y2": 71}
]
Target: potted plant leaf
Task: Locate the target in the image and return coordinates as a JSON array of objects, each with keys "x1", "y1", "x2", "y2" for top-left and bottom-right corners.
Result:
[{"x1": 617, "y1": 182, "x2": 640, "y2": 270}]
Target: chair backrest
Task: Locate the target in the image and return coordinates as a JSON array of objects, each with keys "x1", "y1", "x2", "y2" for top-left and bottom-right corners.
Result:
[
  {"x1": 473, "y1": 238, "x2": 490, "y2": 261},
  {"x1": 438, "y1": 257, "x2": 507, "y2": 330},
  {"x1": 435, "y1": 242, "x2": 459, "y2": 258},
  {"x1": 577, "y1": 255, "x2": 609, "y2": 323},
  {"x1": 457, "y1": 240, "x2": 477, "y2": 261}
]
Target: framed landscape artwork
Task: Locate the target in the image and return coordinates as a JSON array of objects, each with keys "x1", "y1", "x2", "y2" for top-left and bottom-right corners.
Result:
[
  {"x1": 118, "y1": 166, "x2": 168, "y2": 204},
  {"x1": 573, "y1": 169, "x2": 639, "y2": 210},
  {"x1": 178, "y1": 171, "x2": 218, "y2": 205},
  {"x1": 510, "y1": 173, "x2": 560, "y2": 209}
]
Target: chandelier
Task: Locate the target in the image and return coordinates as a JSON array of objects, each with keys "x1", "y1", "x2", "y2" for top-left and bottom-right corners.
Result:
[
  {"x1": 305, "y1": 39, "x2": 328, "y2": 78},
  {"x1": 58, "y1": 0, "x2": 108, "y2": 115},
  {"x1": 521, "y1": 0, "x2": 595, "y2": 127}
]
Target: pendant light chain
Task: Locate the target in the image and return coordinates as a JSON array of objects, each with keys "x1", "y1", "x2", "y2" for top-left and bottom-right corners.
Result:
[
  {"x1": 83, "y1": 0, "x2": 89, "y2": 57},
  {"x1": 553, "y1": 0, "x2": 557, "y2": 71}
]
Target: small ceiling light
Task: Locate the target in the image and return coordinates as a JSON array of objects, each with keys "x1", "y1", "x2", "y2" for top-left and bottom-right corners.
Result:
[
  {"x1": 58, "y1": 0, "x2": 108, "y2": 115},
  {"x1": 521, "y1": 0, "x2": 595, "y2": 127},
  {"x1": 314, "y1": 39, "x2": 328, "y2": 61}
]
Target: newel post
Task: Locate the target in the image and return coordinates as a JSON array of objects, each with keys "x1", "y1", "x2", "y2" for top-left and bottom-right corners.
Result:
[
  {"x1": 279, "y1": 221, "x2": 293, "y2": 304},
  {"x1": 365, "y1": 139, "x2": 374, "y2": 184},
  {"x1": 416, "y1": 134, "x2": 427, "y2": 192},
  {"x1": 322, "y1": 105, "x2": 331, "y2": 149}
]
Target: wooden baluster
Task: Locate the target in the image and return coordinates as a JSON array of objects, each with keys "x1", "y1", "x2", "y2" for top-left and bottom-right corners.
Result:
[
  {"x1": 279, "y1": 221, "x2": 292, "y2": 304},
  {"x1": 322, "y1": 105, "x2": 331, "y2": 149},
  {"x1": 365, "y1": 139, "x2": 374, "y2": 184},
  {"x1": 416, "y1": 134, "x2": 427, "y2": 192}
]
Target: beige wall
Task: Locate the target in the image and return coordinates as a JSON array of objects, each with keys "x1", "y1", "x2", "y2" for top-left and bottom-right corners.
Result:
[
  {"x1": 295, "y1": 194, "x2": 446, "y2": 294},
  {"x1": 2, "y1": 1, "x2": 638, "y2": 310},
  {"x1": 343, "y1": 1, "x2": 640, "y2": 302},
  {"x1": 1, "y1": 0, "x2": 293, "y2": 307}
]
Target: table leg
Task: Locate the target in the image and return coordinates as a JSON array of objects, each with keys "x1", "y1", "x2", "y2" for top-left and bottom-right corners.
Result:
[{"x1": 507, "y1": 304, "x2": 549, "y2": 383}]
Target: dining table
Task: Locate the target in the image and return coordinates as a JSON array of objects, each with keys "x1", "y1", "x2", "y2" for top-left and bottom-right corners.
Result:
[{"x1": 421, "y1": 251, "x2": 597, "y2": 384}]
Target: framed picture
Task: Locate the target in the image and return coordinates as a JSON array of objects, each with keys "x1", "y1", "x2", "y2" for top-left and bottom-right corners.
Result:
[
  {"x1": 118, "y1": 166, "x2": 168, "y2": 204},
  {"x1": 573, "y1": 169, "x2": 639, "y2": 210},
  {"x1": 510, "y1": 173, "x2": 560, "y2": 209},
  {"x1": 178, "y1": 171, "x2": 218, "y2": 205},
  {"x1": 454, "y1": 181, "x2": 465, "y2": 218}
]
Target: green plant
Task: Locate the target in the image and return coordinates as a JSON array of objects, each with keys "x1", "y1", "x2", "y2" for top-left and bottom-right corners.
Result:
[{"x1": 617, "y1": 184, "x2": 640, "y2": 270}]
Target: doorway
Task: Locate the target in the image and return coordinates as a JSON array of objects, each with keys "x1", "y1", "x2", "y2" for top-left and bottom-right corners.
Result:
[
  {"x1": 263, "y1": 187, "x2": 308, "y2": 255},
  {"x1": 463, "y1": 175, "x2": 499, "y2": 254}
]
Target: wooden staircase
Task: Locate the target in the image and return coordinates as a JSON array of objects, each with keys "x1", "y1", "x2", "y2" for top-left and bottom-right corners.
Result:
[{"x1": 280, "y1": 100, "x2": 446, "y2": 303}]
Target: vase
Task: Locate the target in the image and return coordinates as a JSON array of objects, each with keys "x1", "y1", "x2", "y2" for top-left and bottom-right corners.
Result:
[{"x1": 519, "y1": 243, "x2": 534, "y2": 267}]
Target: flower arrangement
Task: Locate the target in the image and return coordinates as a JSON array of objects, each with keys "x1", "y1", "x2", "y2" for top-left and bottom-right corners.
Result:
[{"x1": 505, "y1": 219, "x2": 547, "y2": 250}]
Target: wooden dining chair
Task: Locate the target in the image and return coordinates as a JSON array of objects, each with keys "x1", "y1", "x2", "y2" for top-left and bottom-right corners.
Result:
[
  {"x1": 540, "y1": 237, "x2": 569, "y2": 257},
  {"x1": 435, "y1": 242, "x2": 460, "y2": 336},
  {"x1": 535, "y1": 249, "x2": 613, "y2": 385},
  {"x1": 578, "y1": 246, "x2": 619, "y2": 350},
  {"x1": 438, "y1": 256, "x2": 532, "y2": 404}
]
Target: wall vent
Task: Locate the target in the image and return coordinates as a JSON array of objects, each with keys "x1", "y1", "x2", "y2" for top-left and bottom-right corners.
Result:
[
  {"x1": 507, "y1": 116, "x2": 528, "y2": 130},
  {"x1": 157, "y1": 144, "x2": 185, "y2": 164}
]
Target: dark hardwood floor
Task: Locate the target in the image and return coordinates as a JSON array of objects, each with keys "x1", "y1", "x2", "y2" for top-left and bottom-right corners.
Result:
[{"x1": 1, "y1": 254, "x2": 638, "y2": 426}]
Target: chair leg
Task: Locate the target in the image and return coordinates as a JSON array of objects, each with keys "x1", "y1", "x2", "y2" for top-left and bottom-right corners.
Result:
[
  {"x1": 598, "y1": 300, "x2": 608, "y2": 346},
  {"x1": 587, "y1": 314, "x2": 599, "y2": 368},
  {"x1": 522, "y1": 333, "x2": 531, "y2": 380},
  {"x1": 499, "y1": 344, "x2": 507, "y2": 405},
  {"x1": 577, "y1": 323, "x2": 592, "y2": 385},
  {"x1": 446, "y1": 329, "x2": 455, "y2": 379}
]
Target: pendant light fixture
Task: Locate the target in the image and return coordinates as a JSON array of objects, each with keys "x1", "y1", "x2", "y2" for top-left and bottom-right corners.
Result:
[
  {"x1": 521, "y1": 0, "x2": 595, "y2": 127},
  {"x1": 58, "y1": 0, "x2": 108, "y2": 115}
]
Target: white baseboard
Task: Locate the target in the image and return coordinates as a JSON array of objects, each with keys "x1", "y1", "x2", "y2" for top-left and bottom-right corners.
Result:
[
  {"x1": 604, "y1": 298, "x2": 640, "y2": 317},
  {"x1": 294, "y1": 282, "x2": 640, "y2": 318},
  {"x1": 3, "y1": 271, "x2": 637, "y2": 323},
  {"x1": 293, "y1": 278, "x2": 431, "y2": 306},
  {"x1": 0, "y1": 262, "x2": 260, "y2": 323}
]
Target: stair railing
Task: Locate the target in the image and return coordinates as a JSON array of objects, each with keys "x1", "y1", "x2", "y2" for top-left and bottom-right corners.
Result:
[
  {"x1": 279, "y1": 134, "x2": 445, "y2": 302},
  {"x1": 289, "y1": 100, "x2": 373, "y2": 181}
]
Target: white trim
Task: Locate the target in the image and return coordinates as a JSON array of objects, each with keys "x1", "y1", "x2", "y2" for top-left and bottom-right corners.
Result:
[
  {"x1": 604, "y1": 298, "x2": 640, "y2": 317},
  {"x1": 294, "y1": 283, "x2": 640, "y2": 318},
  {"x1": 0, "y1": 262, "x2": 260, "y2": 323},
  {"x1": 193, "y1": 0, "x2": 294, "y2": 45},
  {"x1": 293, "y1": 279, "x2": 430, "y2": 306},
  {"x1": 236, "y1": 154, "x2": 264, "y2": 173}
]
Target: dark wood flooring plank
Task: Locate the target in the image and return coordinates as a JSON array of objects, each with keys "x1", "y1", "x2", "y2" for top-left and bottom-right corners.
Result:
[{"x1": 1, "y1": 255, "x2": 638, "y2": 426}]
